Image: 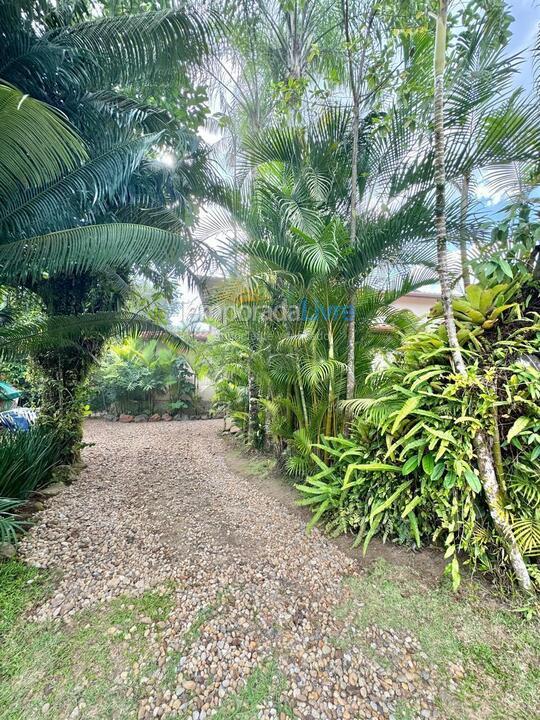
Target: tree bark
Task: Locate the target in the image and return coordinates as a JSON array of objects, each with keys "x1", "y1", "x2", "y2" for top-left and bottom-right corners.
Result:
[
  {"x1": 295, "y1": 356, "x2": 309, "y2": 428},
  {"x1": 342, "y1": 0, "x2": 360, "y2": 405},
  {"x1": 474, "y1": 430, "x2": 532, "y2": 591},
  {"x1": 460, "y1": 172, "x2": 472, "y2": 287},
  {"x1": 35, "y1": 340, "x2": 102, "y2": 464},
  {"x1": 433, "y1": 0, "x2": 531, "y2": 592}
]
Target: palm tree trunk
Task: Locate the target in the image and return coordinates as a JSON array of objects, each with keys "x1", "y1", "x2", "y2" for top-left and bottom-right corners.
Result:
[
  {"x1": 342, "y1": 3, "x2": 376, "y2": 405},
  {"x1": 346, "y1": 292, "x2": 356, "y2": 399},
  {"x1": 433, "y1": 0, "x2": 531, "y2": 592},
  {"x1": 343, "y1": 0, "x2": 360, "y2": 403},
  {"x1": 325, "y1": 320, "x2": 335, "y2": 438},
  {"x1": 247, "y1": 331, "x2": 260, "y2": 446},
  {"x1": 36, "y1": 342, "x2": 100, "y2": 464},
  {"x1": 460, "y1": 172, "x2": 472, "y2": 287},
  {"x1": 295, "y1": 356, "x2": 309, "y2": 428},
  {"x1": 434, "y1": 0, "x2": 465, "y2": 375}
]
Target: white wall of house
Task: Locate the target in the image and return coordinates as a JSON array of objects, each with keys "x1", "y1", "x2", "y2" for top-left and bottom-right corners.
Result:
[{"x1": 392, "y1": 291, "x2": 438, "y2": 317}]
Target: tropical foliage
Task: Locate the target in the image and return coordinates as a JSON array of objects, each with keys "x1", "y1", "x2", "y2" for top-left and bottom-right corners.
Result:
[
  {"x1": 0, "y1": 0, "x2": 219, "y2": 460},
  {"x1": 0, "y1": 0, "x2": 539, "y2": 595},
  {"x1": 297, "y1": 204, "x2": 540, "y2": 590},
  {"x1": 200, "y1": 0, "x2": 540, "y2": 592},
  {"x1": 87, "y1": 338, "x2": 194, "y2": 415}
]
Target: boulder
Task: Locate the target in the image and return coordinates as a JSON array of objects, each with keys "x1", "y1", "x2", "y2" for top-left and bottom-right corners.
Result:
[
  {"x1": 0, "y1": 543, "x2": 16, "y2": 559},
  {"x1": 229, "y1": 425, "x2": 241, "y2": 435},
  {"x1": 28, "y1": 500, "x2": 45, "y2": 512},
  {"x1": 51, "y1": 464, "x2": 77, "y2": 485},
  {"x1": 133, "y1": 415, "x2": 148, "y2": 423},
  {"x1": 173, "y1": 414, "x2": 184, "y2": 421},
  {"x1": 104, "y1": 414, "x2": 118, "y2": 422},
  {"x1": 118, "y1": 414, "x2": 134, "y2": 423},
  {"x1": 162, "y1": 413, "x2": 173, "y2": 422},
  {"x1": 148, "y1": 413, "x2": 161, "y2": 422},
  {"x1": 224, "y1": 417, "x2": 233, "y2": 431},
  {"x1": 39, "y1": 482, "x2": 65, "y2": 497}
]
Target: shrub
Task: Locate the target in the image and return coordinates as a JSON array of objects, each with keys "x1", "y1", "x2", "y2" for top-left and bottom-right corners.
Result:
[{"x1": 0, "y1": 426, "x2": 62, "y2": 501}]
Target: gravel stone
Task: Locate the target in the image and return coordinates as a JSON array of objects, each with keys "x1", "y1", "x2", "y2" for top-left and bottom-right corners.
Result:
[{"x1": 19, "y1": 420, "x2": 439, "y2": 719}]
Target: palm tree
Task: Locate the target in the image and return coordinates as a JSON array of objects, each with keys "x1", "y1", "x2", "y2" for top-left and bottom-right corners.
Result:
[
  {"x1": 0, "y1": 2, "x2": 219, "y2": 460},
  {"x1": 432, "y1": 0, "x2": 531, "y2": 592}
]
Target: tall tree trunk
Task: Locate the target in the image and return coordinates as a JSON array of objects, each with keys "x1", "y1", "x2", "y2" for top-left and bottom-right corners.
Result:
[
  {"x1": 342, "y1": 0, "x2": 360, "y2": 403},
  {"x1": 460, "y1": 171, "x2": 472, "y2": 287},
  {"x1": 325, "y1": 320, "x2": 335, "y2": 438},
  {"x1": 433, "y1": 0, "x2": 531, "y2": 592},
  {"x1": 247, "y1": 331, "x2": 260, "y2": 446},
  {"x1": 342, "y1": 4, "x2": 376, "y2": 407},
  {"x1": 35, "y1": 341, "x2": 102, "y2": 464},
  {"x1": 295, "y1": 356, "x2": 309, "y2": 429}
]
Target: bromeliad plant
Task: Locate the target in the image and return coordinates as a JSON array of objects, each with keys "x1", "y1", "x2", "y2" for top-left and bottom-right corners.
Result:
[{"x1": 297, "y1": 227, "x2": 540, "y2": 591}]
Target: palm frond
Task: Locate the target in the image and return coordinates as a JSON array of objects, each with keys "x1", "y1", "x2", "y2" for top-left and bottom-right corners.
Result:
[
  {"x1": 0, "y1": 311, "x2": 191, "y2": 357},
  {"x1": 50, "y1": 8, "x2": 212, "y2": 85},
  {"x1": 0, "y1": 223, "x2": 192, "y2": 282},
  {"x1": 0, "y1": 83, "x2": 87, "y2": 201},
  {"x1": 1, "y1": 133, "x2": 160, "y2": 236}
]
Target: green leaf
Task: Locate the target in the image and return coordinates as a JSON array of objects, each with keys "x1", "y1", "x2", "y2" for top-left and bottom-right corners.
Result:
[
  {"x1": 498, "y1": 258, "x2": 513, "y2": 278},
  {"x1": 369, "y1": 480, "x2": 412, "y2": 523},
  {"x1": 506, "y1": 417, "x2": 530, "y2": 443},
  {"x1": 342, "y1": 462, "x2": 401, "y2": 489},
  {"x1": 431, "y1": 462, "x2": 445, "y2": 482},
  {"x1": 444, "y1": 544, "x2": 455, "y2": 559},
  {"x1": 408, "y1": 511, "x2": 421, "y2": 548},
  {"x1": 401, "y1": 495, "x2": 421, "y2": 518},
  {"x1": 422, "y1": 453, "x2": 435, "y2": 475},
  {"x1": 464, "y1": 468, "x2": 481, "y2": 493},
  {"x1": 443, "y1": 472, "x2": 457, "y2": 490},
  {"x1": 391, "y1": 396, "x2": 420, "y2": 434},
  {"x1": 451, "y1": 556, "x2": 461, "y2": 592},
  {"x1": 402, "y1": 456, "x2": 419, "y2": 475},
  {"x1": 306, "y1": 499, "x2": 330, "y2": 533},
  {"x1": 363, "y1": 514, "x2": 382, "y2": 556},
  {"x1": 0, "y1": 83, "x2": 87, "y2": 202}
]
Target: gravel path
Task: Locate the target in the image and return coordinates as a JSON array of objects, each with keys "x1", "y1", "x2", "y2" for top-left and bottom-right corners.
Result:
[{"x1": 20, "y1": 420, "x2": 438, "y2": 720}]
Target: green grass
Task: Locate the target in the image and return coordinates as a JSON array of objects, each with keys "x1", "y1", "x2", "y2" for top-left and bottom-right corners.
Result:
[
  {"x1": 337, "y1": 559, "x2": 540, "y2": 720},
  {"x1": 0, "y1": 561, "x2": 54, "y2": 636},
  {"x1": 0, "y1": 562, "x2": 175, "y2": 720},
  {"x1": 243, "y1": 457, "x2": 276, "y2": 479},
  {"x1": 211, "y1": 661, "x2": 292, "y2": 720}
]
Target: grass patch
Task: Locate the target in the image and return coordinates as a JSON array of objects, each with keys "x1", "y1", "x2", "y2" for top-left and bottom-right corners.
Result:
[
  {"x1": 0, "y1": 560, "x2": 54, "y2": 636},
  {"x1": 0, "y1": 567, "x2": 175, "y2": 720},
  {"x1": 340, "y1": 559, "x2": 540, "y2": 720},
  {"x1": 211, "y1": 661, "x2": 291, "y2": 720},
  {"x1": 240, "y1": 455, "x2": 276, "y2": 479}
]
